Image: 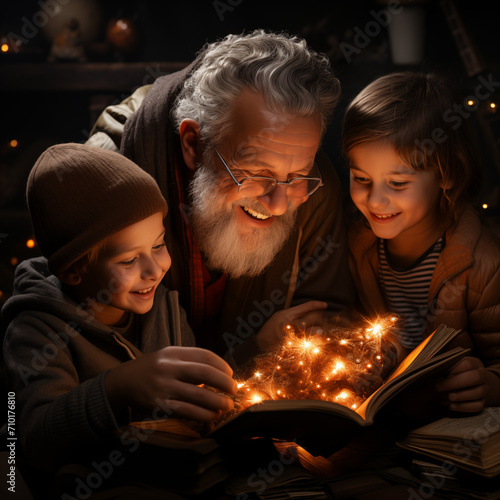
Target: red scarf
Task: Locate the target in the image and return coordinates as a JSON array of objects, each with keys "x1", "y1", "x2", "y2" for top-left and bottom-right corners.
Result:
[{"x1": 174, "y1": 161, "x2": 226, "y2": 329}]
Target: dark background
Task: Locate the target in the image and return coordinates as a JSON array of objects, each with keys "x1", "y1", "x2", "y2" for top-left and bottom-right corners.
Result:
[{"x1": 1, "y1": 0, "x2": 499, "y2": 305}]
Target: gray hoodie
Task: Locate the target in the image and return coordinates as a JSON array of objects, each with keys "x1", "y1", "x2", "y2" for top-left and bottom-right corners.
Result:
[{"x1": 1, "y1": 256, "x2": 195, "y2": 473}]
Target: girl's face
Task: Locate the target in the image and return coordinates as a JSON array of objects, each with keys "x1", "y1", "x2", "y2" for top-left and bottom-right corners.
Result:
[
  {"x1": 77, "y1": 212, "x2": 171, "y2": 326},
  {"x1": 349, "y1": 141, "x2": 444, "y2": 253}
]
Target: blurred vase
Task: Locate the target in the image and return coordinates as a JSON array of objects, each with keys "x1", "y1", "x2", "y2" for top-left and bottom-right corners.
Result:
[
  {"x1": 387, "y1": 5, "x2": 426, "y2": 65},
  {"x1": 106, "y1": 17, "x2": 141, "y2": 56},
  {"x1": 39, "y1": 0, "x2": 103, "y2": 45}
]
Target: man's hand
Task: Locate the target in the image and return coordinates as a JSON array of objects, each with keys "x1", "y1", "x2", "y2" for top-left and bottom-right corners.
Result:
[
  {"x1": 255, "y1": 300, "x2": 328, "y2": 351},
  {"x1": 104, "y1": 346, "x2": 238, "y2": 422},
  {"x1": 435, "y1": 356, "x2": 499, "y2": 413}
]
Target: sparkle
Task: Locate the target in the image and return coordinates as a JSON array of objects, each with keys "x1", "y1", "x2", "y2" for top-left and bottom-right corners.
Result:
[{"x1": 223, "y1": 314, "x2": 399, "y2": 417}]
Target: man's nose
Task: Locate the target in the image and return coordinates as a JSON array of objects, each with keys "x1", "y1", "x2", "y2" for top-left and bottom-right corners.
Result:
[{"x1": 259, "y1": 184, "x2": 289, "y2": 216}]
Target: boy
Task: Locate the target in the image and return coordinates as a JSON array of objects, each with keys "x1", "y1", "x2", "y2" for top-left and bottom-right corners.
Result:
[{"x1": 1, "y1": 143, "x2": 236, "y2": 496}]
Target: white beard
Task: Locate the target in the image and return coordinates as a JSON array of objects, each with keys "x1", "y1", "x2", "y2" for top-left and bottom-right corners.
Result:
[{"x1": 189, "y1": 165, "x2": 297, "y2": 278}]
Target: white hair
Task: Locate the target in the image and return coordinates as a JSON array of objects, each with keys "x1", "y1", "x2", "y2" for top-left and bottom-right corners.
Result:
[{"x1": 173, "y1": 29, "x2": 341, "y2": 145}]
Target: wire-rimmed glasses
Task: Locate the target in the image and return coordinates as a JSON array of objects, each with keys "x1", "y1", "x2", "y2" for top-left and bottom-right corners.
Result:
[{"x1": 212, "y1": 145, "x2": 324, "y2": 199}]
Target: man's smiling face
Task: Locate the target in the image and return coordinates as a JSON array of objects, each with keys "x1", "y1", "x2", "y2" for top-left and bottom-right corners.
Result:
[
  {"x1": 220, "y1": 89, "x2": 322, "y2": 231},
  {"x1": 189, "y1": 89, "x2": 322, "y2": 278}
]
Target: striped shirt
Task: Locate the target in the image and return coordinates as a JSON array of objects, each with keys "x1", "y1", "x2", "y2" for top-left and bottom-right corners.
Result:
[{"x1": 378, "y1": 236, "x2": 445, "y2": 349}]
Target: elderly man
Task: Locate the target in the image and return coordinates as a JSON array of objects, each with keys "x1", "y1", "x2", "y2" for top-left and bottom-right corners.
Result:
[{"x1": 87, "y1": 30, "x2": 356, "y2": 368}]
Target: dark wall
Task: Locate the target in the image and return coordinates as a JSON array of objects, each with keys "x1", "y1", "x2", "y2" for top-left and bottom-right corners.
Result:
[{"x1": 0, "y1": 0, "x2": 499, "y2": 302}]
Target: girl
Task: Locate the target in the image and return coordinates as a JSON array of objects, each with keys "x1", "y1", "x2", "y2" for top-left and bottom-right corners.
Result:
[{"x1": 342, "y1": 71, "x2": 500, "y2": 414}]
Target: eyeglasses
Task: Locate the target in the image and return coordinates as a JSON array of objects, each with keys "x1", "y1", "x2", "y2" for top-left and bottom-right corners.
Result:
[{"x1": 212, "y1": 146, "x2": 324, "y2": 199}]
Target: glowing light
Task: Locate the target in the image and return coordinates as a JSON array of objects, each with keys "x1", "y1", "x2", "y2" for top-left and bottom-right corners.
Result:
[
  {"x1": 336, "y1": 390, "x2": 349, "y2": 401},
  {"x1": 467, "y1": 99, "x2": 475, "y2": 107},
  {"x1": 10, "y1": 257, "x2": 18, "y2": 266},
  {"x1": 331, "y1": 360, "x2": 345, "y2": 374},
  {"x1": 250, "y1": 393, "x2": 263, "y2": 404},
  {"x1": 219, "y1": 313, "x2": 400, "y2": 421},
  {"x1": 10, "y1": 139, "x2": 18, "y2": 148},
  {"x1": 1, "y1": 43, "x2": 8, "y2": 52},
  {"x1": 482, "y1": 203, "x2": 488, "y2": 209},
  {"x1": 26, "y1": 239, "x2": 35, "y2": 248},
  {"x1": 490, "y1": 102, "x2": 496, "y2": 109}
]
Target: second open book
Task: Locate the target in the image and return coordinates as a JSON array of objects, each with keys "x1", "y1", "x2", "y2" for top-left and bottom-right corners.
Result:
[{"x1": 129, "y1": 324, "x2": 468, "y2": 458}]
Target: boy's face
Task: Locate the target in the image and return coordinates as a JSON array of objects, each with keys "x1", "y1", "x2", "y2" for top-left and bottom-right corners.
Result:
[
  {"x1": 348, "y1": 141, "x2": 443, "y2": 260},
  {"x1": 78, "y1": 212, "x2": 171, "y2": 325}
]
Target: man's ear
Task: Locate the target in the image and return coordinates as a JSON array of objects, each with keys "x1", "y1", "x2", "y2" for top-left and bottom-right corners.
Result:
[
  {"x1": 58, "y1": 266, "x2": 82, "y2": 286},
  {"x1": 179, "y1": 119, "x2": 202, "y2": 171}
]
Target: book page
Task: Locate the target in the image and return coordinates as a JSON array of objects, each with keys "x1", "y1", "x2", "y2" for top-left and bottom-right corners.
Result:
[
  {"x1": 354, "y1": 326, "x2": 462, "y2": 420},
  {"x1": 406, "y1": 407, "x2": 500, "y2": 439},
  {"x1": 130, "y1": 418, "x2": 202, "y2": 437},
  {"x1": 356, "y1": 347, "x2": 467, "y2": 421},
  {"x1": 385, "y1": 325, "x2": 462, "y2": 383}
]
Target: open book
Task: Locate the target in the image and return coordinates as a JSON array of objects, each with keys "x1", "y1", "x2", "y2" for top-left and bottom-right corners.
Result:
[
  {"x1": 398, "y1": 407, "x2": 500, "y2": 478},
  {"x1": 128, "y1": 324, "x2": 468, "y2": 459}
]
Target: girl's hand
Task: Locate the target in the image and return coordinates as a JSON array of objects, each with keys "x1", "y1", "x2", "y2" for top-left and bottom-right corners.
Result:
[
  {"x1": 104, "y1": 346, "x2": 238, "y2": 422},
  {"x1": 435, "y1": 356, "x2": 494, "y2": 413},
  {"x1": 255, "y1": 301, "x2": 328, "y2": 351}
]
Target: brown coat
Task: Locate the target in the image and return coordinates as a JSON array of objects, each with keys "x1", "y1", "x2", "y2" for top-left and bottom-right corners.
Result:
[
  {"x1": 87, "y1": 62, "x2": 357, "y2": 368},
  {"x1": 348, "y1": 206, "x2": 500, "y2": 379}
]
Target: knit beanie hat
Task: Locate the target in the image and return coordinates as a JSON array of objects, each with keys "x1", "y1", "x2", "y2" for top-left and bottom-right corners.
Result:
[{"x1": 27, "y1": 143, "x2": 168, "y2": 275}]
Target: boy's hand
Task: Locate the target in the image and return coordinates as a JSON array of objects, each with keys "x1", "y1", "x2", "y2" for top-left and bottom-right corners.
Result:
[
  {"x1": 105, "y1": 346, "x2": 238, "y2": 422},
  {"x1": 435, "y1": 356, "x2": 495, "y2": 413},
  {"x1": 255, "y1": 301, "x2": 328, "y2": 351}
]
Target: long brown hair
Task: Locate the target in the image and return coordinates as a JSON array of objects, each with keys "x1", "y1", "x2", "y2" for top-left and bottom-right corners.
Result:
[{"x1": 342, "y1": 71, "x2": 482, "y2": 223}]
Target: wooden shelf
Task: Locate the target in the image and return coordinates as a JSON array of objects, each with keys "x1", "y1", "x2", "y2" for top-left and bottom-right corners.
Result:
[{"x1": 0, "y1": 61, "x2": 189, "y2": 92}]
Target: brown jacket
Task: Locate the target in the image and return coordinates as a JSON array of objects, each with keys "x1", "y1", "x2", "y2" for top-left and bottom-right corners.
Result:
[
  {"x1": 349, "y1": 206, "x2": 500, "y2": 379},
  {"x1": 87, "y1": 62, "x2": 357, "y2": 368}
]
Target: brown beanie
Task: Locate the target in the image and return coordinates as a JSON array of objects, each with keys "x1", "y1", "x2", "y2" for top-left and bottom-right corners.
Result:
[{"x1": 27, "y1": 143, "x2": 168, "y2": 276}]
